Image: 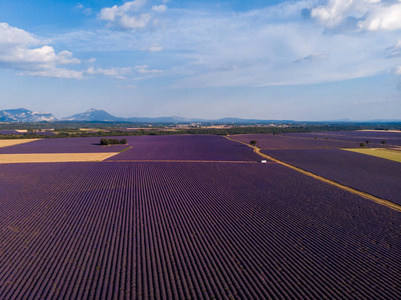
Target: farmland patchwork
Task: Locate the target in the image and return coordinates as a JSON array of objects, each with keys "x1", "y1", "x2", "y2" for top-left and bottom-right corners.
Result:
[{"x1": 0, "y1": 132, "x2": 400, "y2": 298}]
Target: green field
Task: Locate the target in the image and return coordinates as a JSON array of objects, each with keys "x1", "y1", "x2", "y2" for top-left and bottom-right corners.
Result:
[{"x1": 343, "y1": 148, "x2": 401, "y2": 163}]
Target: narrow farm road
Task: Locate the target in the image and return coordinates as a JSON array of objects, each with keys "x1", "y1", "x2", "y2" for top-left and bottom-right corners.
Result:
[{"x1": 225, "y1": 136, "x2": 401, "y2": 213}]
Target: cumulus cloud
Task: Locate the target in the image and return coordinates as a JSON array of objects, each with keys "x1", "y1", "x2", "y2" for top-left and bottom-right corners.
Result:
[
  {"x1": 98, "y1": 0, "x2": 167, "y2": 30},
  {"x1": 311, "y1": 0, "x2": 401, "y2": 31},
  {"x1": 56, "y1": 1, "x2": 401, "y2": 87},
  {"x1": 152, "y1": 5, "x2": 167, "y2": 13},
  {"x1": 0, "y1": 23, "x2": 83, "y2": 79},
  {"x1": 99, "y1": 0, "x2": 146, "y2": 21},
  {"x1": 358, "y1": 3, "x2": 401, "y2": 31},
  {"x1": 311, "y1": 0, "x2": 372, "y2": 28},
  {"x1": 86, "y1": 66, "x2": 132, "y2": 79}
]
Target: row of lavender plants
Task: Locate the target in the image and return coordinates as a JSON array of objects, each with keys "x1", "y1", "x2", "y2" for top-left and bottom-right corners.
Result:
[
  {"x1": 0, "y1": 135, "x2": 261, "y2": 161},
  {"x1": 232, "y1": 131, "x2": 401, "y2": 149},
  {"x1": 262, "y1": 148, "x2": 401, "y2": 205},
  {"x1": 106, "y1": 135, "x2": 261, "y2": 161},
  {"x1": 0, "y1": 161, "x2": 400, "y2": 299}
]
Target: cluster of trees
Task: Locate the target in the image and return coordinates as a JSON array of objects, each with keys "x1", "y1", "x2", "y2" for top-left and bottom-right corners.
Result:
[
  {"x1": 100, "y1": 138, "x2": 127, "y2": 145},
  {"x1": 360, "y1": 140, "x2": 386, "y2": 147}
]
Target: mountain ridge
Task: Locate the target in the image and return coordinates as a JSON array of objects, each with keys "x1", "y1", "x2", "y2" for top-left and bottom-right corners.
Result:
[
  {"x1": 1, "y1": 108, "x2": 400, "y2": 123},
  {"x1": 0, "y1": 108, "x2": 56, "y2": 122}
]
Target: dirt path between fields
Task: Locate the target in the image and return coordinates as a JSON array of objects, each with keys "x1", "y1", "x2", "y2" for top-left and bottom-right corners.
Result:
[{"x1": 225, "y1": 136, "x2": 401, "y2": 213}]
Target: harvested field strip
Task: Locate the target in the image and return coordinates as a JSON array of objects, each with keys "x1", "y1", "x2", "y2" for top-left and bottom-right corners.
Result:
[
  {"x1": 343, "y1": 148, "x2": 401, "y2": 163},
  {"x1": 225, "y1": 136, "x2": 401, "y2": 213},
  {"x1": 0, "y1": 139, "x2": 39, "y2": 148},
  {"x1": 0, "y1": 162, "x2": 400, "y2": 298},
  {"x1": 0, "y1": 153, "x2": 119, "y2": 163}
]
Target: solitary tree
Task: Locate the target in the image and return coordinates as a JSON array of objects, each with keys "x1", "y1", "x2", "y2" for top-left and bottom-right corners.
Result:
[
  {"x1": 365, "y1": 140, "x2": 370, "y2": 144},
  {"x1": 381, "y1": 141, "x2": 386, "y2": 145},
  {"x1": 250, "y1": 140, "x2": 257, "y2": 146},
  {"x1": 360, "y1": 142, "x2": 366, "y2": 147}
]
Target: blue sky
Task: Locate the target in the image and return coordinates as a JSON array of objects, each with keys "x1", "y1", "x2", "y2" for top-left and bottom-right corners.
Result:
[{"x1": 0, "y1": 0, "x2": 400, "y2": 120}]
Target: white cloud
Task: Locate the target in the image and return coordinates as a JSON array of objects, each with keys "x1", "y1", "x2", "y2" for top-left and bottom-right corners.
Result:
[
  {"x1": 358, "y1": 4, "x2": 401, "y2": 30},
  {"x1": 119, "y1": 13, "x2": 151, "y2": 29},
  {"x1": 58, "y1": 1, "x2": 401, "y2": 87},
  {"x1": 75, "y1": 3, "x2": 92, "y2": 16},
  {"x1": 311, "y1": 0, "x2": 373, "y2": 28},
  {"x1": 152, "y1": 5, "x2": 167, "y2": 13},
  {"x1": 311, "y1": 0, "x2": 401, "y2": 31},
  {"x1": 86, "y1": 57, "x2": 96, "y2": 63},
  {"x1": 0, "y1": 23, "x2": 82, "y2": 79},
  {"x1": 86, "y1": 66, "x2": 132, "y2": 79},
  {"x1": 99, "y1": 0, "x2": 153, "y2": 29},
  {"x1": 134, "y1": 64, "x2": 162, "y2": 74},
  {"x1": 395, "y1": 66, "x2": 401, "y2": 75},
  {"x1": 21, "y1": 68, "x2": 83, "y2": 79},
  {"x1": 99, "y1": 0, "x2": 146, "y2": 21}
]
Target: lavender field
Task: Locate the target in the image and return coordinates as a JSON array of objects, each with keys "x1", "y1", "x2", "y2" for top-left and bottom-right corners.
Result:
[
  {"x1": 107, "y1": 135, "x2": 261, "y2": 161},
  {"x1": 262, "y1": 148, "x2": 401, "y2": 205},
  {"x1": 0, "y1": 133, "x2": 400, "y2": 299},
  {"x1": 232, "y1": 130, "x2": 401, "y2": 149},
  {"x1": 285, "y1": 130, "x2": 401, "y2": 147},
  {"x1": 0, "y1": 161, "x2": 400, "y2": 299},
  {"x1": 0, "y1": 135, "x2": 261, "y2": 161},
  {"x1": 231, "y1": 133, "x2": 360, "y2": 149},
  {"x1": 0, "y1": 137, "x2": 129, "y2": 154}
]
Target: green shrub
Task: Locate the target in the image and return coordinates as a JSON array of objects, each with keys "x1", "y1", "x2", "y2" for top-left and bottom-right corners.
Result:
[
  {"x1": 100, "y1": 138, "x2": 109, "y2": 145},
  {"x1": 100, "y1": 138, "x2": 128, "y2": 145}
]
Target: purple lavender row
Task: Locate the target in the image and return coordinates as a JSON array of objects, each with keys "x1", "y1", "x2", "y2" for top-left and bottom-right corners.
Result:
[
  {"x1": 0, "y1": 135, "x2": 260, "y2": 161},
  {"x1": 283, "y1": 131, "x2": 401, "y2": 146},
  {"x1": 0, "y1": 136, "x2": 129, "y2": 154},
  {"x1": 0, "y1": 161, "x2": 400, "y2": 299},
  {"x1": 232, "y1": 133, "x2": 360, "y2": 149},
  {"x1": 107, "y1": 135, "x2": 261, "y2": 161},
  {"x1": 232, "y1": 131, "x2": 401, "y2": 149},
  {"x1": 262, "y1": 148, "x2": 401, "y2": 205}
]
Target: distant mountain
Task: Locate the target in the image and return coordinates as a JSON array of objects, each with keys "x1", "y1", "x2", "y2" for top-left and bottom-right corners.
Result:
[
  {"x1": 0, "y1": 108, "x2": 56, "y2": 122},
  {"x1": 63, "y1": 109, "x2": 291, "y2": 123},
  {"x1": 64, "y1": 109, "x2": 202, "y2": 123},
  {"x1": 367, "y1": 119, "x2": 401, "y2": 123},
  {"x1": 63, "y1": 108, "x2": 124, "y2": 122},
  {"x1": 2, "y1": 107, "x2": 401, "y2": 124}
]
